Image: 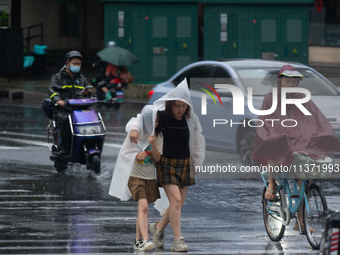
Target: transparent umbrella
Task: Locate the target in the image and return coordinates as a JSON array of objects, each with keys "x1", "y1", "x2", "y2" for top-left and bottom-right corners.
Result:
[{"x1": 96, "y1": 46, "x2": 138, "y2": 66}]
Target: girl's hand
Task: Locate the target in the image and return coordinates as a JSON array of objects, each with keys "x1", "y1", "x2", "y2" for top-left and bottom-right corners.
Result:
[
  {"x1": 130, "y1": 130, "x2": 140, "y2": 144},
  {"x1": 136, "y1": 152, "x2": 147, "y2": 161},
  {"x1": 148, "y1": 134, "x2": 156, "y2": 145}
]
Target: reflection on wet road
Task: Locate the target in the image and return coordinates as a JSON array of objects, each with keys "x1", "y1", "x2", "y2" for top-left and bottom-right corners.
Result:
[{"x1": 0, "y1": 99, "x2": 340, "y2": 254}]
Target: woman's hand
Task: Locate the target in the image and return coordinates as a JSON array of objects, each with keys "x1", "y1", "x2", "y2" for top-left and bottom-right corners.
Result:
[
  {"x1": 130, "y1": 130, "x2": 140, "y2": 144},
  {"x1": 148, "y1": 134, "x2": 156, "y2": 146},
  {"x1": 148, "y1": 134, "x2": 161, "y2": 162}
]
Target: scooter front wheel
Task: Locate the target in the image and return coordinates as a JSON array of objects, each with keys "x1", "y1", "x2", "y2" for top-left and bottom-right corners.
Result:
[
  {"x1": 55, "y1": 159, "x2": 67, "y2": 173},
  {"x1": 90, "y1": 155, "x2": 101, "y2": 174}
]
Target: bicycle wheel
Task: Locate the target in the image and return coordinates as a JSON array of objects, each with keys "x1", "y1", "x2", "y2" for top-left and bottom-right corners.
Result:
[
  {"x1": 303, "y1": 184, "x2": 327, "y2": 249},
  {"x1": 262, "y1": 181, "x2": 286, "y2": 241}
]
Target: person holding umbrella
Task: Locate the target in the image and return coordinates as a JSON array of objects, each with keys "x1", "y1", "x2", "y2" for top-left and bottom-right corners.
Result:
[
  {"x1": 96, "y1": 45, "x2": 138, "y2": 102},
  {"x1": 91, "y1": 41, "x2": 116, "y2": 89},
  {"x1": 102, "y1": 64, "x2": 133, "y2": 101}
]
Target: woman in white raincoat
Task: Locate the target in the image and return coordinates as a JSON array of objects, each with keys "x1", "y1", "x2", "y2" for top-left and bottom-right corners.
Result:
[{"x1": 129, "y1": 79, "x2": 205, "y2": 252}]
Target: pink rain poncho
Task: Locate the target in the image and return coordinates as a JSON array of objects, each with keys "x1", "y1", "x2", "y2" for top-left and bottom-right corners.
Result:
[{"x1": 253, "y1": 65, "x2": 340, "y2": 166}]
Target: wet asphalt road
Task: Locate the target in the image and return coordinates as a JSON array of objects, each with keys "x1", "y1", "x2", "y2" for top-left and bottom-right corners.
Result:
[{"x1": 1, "y1": 95, "x2": 340, "y2": 254}]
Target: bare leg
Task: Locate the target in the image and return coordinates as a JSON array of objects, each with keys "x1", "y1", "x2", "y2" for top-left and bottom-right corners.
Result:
[
  {"x1": 295, "y1": 180, "x2": 315, "y2": 233},
  {"x1": 265, "y1": 160, "x2": 277, "y2": 199},
  {"x1": 157, "y1": 185, "x2": 188, "y2": 241},
  {"x1": 137, "y1": 198, "x2": 149, "y2": 241},
  {"x1": 156, "y1": 206, "x2": 170, "y2": 230},
  {"x1": 156, "y1": 186, "x2": 188, "y2": 231},
  {"x1": 136, "y1": 217, "x2": 142, "y2": 241},
  {"x1": 102, "y1": 87, "x2": 108, "y2": 93}
]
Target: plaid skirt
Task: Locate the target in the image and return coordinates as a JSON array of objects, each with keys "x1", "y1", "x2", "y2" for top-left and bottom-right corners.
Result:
[{"x1": 156, "y1": 156, "x2": 195, "y2": 188}]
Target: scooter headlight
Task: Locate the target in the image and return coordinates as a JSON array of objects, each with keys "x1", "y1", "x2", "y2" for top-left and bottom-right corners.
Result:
[{"x1": 77, "y1": 125, "x2": 102, "y2": 135}]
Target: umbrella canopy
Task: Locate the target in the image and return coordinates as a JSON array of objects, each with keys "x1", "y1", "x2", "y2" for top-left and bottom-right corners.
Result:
[{"x1": 96, "y1": 46, "x2": 138, "y2": 66}]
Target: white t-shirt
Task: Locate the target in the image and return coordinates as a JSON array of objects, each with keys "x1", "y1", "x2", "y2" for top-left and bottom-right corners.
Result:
[{"x1": 130, "y1": 134, "x2": 163, "y2": 180}]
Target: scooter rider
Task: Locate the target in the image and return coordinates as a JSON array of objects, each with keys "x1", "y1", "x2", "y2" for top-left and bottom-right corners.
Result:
[{"x1": 48, "y1": 50, "x2": 91, "y2": 155}]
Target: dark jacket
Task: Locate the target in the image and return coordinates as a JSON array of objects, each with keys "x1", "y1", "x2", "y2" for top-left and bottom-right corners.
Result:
[{"x1": 48, "y1": 68, "x2": 88, "y2": 104}]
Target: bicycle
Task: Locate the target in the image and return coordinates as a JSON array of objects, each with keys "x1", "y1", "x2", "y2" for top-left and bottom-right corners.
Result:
[{"x1": 260, "y1": 154, "x2": 332, "y2": 249}]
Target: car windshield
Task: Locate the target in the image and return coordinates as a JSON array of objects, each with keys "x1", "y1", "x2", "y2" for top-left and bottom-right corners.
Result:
[{"x1": 234, "y1": 68, "x2": 339, "y2": 96}]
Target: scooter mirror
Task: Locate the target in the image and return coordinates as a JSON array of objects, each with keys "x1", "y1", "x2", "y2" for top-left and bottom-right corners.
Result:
[{"x1": 81, "y1": 85, "x2": 92, "y2": 94}]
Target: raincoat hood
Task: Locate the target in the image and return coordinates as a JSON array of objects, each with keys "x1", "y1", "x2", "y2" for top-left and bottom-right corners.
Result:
[
  {"x1": 253, "y1": 65, "x2": 340, "y2": 166},
  {"x1": 276, "y1": 65, "x2": 303, "y2": 94},
  {"x1": 154, "y1": 78, "x2": 192, "y2": 108},
  {"x1": 138, "y1": 105, "x2": 155, "y2": 149},
  {"x1": 149, "y1": 78, "x2": 193, "y2": 133}
]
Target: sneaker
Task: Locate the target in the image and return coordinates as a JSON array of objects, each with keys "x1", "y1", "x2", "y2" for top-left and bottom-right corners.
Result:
[
  {"x1": 149, "y1": 222, "x2": 165, "y2": 248},
  {"x1": 134, "y1": 239, "x2": 143, "y2": 250},
  {"x1": 170, "y1": 237, "x2": 189, "y2": 252},
  {"x1": 139, "y1": 239, "x2": 155, "y2": 251}
]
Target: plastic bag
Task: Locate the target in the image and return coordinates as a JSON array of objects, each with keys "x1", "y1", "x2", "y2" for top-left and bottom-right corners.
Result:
[{"x1": 291, "y1": 152, "x2": 333, "y2": 179}]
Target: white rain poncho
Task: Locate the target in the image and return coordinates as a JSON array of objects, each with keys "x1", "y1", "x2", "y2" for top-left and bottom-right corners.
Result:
[
  {"x1": 114, "y1": 79, "x2": 206, "y2": 214},
  {"x1": 108, "y1": 105, "x2": 158, "y2": 201}
]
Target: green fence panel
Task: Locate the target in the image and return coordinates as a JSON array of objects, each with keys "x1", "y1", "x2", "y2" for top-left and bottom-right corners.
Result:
[
  {"x1": 203, "y1": 4, "x2": 310, "y2": 65},
  {"x1": 104, "y1": 2, "x2": 197, "y2": 83}
]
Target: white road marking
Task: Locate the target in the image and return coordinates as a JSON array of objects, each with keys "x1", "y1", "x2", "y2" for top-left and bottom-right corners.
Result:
[
  {"x1": 0, "y1": 189, "x2": 32, "y2": 193},
  {"x1": 0, "y1": 137, "x2": 48, "y2": 147},
  {"x1": 0, "y1": 146, "x2": 23, "y2": 149}
]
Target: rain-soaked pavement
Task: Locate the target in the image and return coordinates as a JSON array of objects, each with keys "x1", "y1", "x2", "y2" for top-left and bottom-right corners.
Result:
[{"x1": 1, "y1": 86, "x2": 340, "y2": 255}]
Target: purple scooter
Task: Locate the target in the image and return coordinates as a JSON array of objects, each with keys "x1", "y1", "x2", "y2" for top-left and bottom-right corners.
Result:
[{"x1": 41, "y1": 87, "x2": 106, "y2": 173}]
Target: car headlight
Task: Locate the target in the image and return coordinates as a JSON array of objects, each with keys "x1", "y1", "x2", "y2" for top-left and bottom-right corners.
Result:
[{"x1": 77, "y1": 125, "x2": 102, "y2": 135}]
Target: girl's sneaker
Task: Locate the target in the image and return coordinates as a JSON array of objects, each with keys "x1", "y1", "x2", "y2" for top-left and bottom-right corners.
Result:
[
  {"x1": 149, "y1": 222, "x2": 165, "y2": 248},
  {"x1": 134, "y1": 239, "x2": 143, "y2": 250},
  {"x1": 139, "y1": 239, "x2": 155, "y2": 251},
  {"x1": 170, "y1": 237, "x2": 189, "y2": 252}
]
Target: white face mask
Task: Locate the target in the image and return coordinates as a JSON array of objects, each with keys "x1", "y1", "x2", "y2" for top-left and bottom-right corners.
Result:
[{"x1": 69, "y1": 65, "x2": 81, "y2": 73}]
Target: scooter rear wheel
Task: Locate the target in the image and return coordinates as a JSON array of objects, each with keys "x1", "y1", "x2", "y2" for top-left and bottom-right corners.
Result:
[{"x1": 112, "y1": 102, "x2": 121, "y2": 110}]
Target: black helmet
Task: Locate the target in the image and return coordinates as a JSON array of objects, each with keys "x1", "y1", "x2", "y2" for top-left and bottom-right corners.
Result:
[
  {"x1": 106, "y1": 41, "x2": 116, "y2": 47},
  {"x1": 65, "y1": 50, "x2": 83, "y2": 61}
]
